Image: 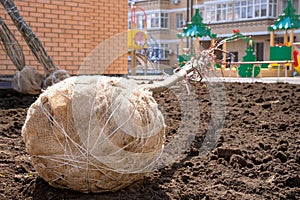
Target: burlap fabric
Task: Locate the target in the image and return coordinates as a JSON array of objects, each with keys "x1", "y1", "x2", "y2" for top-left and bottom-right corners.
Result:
[
  {"x1": 22, "y1": 75, "x2": 165, "y2": 193},
  {"x1": 12, "y1": 66, "x2": 43, "y2": 95},
  {"x1": 43, "y1": 69, "x2": 70, "y2": 89}
]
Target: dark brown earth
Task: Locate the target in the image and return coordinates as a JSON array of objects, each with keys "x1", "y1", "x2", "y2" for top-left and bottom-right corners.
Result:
[{"x1": 0, "y1": 81, "x2": 299, "y2": 200}]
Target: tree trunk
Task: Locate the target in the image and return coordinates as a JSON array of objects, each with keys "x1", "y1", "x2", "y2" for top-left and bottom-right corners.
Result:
[{"x1": 146, "y1": 53, "x2": 209, "y2": 94}]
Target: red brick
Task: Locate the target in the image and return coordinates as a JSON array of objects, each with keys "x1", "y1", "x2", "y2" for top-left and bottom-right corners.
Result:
[
  {"x1": 37, "y1": 17, "x2": 51, "y2": 23},
  {"x1": 58, "y1": 5, "x2": 72, "y2": 11},
  {"x1": 52, "y1": 0, "x2": 65, "y2": 6},
  {"x1": 65, "y1": 1, "x2": 79, "y2": 7},
  {"x1": 44, "y1": 4, "x2": 58, "y2": 10},
  {"x1": 59, "y1": 24, "x2": 72, "y2": 29},
  {"x1": 51, "y1": 9, "x2": 65, "y2": 15},
  {"x1": 0, "y1": 0, "x2": 127, "y2": 76}
]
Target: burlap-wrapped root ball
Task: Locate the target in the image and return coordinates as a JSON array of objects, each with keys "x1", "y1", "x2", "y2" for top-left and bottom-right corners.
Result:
[
  {"x1": 22, "y1": 76, "x2": 165, "y2": 193},
  {"x1": 12, "y1": 66, "x2": 44, "y2": 95},
  {"x1": 43, "y1": 69, "x2": 70, "y2": 89}
]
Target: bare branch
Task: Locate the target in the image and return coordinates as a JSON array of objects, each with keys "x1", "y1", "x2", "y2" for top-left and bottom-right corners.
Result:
[{"x1": 0, "y1": 16, "x2": 25, "y2": 70}]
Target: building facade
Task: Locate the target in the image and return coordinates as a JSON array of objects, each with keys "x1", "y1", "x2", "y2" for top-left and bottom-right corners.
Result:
[
  {"x1": 0, "y1": 0, "x2": 128, "y2": 76},
  {"x1": 130, "y1": 0, "x2": 300, "y2": 67}
]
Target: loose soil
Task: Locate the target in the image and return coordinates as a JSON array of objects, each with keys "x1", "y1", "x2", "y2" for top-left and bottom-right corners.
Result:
[{"x1": 0, "y1": 81, "x2": 299, "y2": 199}]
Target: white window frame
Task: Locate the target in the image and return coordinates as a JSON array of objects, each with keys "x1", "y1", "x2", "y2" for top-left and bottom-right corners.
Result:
[
  {"x1": 159, "y1": 43, "x2": 169, "y2": 60},
  {"x1": 235, "y1": 0, "x2": 274, "y2": 20},
  {"x1": 268, "y1": 0, "x2": 278, "y2": 17},
  {"x1": 205, "y1": 4, "x2": 216, "y2": 22},
  {"x1": 136, "y1": 14, "x2": 145, "y2": 29},
  {"x1": 205, "y1": 2, "x2": 233, "y2": 23},
  {"x1": 148, "y1": 13, "x2": 160, "y2": 29},
  {"x1": 176, "y1": 13, "x2": 184, "y2": 29},
  {"x1": 138, "y1": 12, "x2": 169, "y2": 30},
  {"x1": 204, "y1": 0, "x2": 277, "y2": 23},
  {"x1": 160, "y1": 13, "x2": 169, "y2": 29}
]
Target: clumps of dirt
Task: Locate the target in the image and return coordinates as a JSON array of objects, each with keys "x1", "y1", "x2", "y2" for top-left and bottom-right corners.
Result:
[{"x1": 0, "y1": 82, "x2": 300, "y2": 199}]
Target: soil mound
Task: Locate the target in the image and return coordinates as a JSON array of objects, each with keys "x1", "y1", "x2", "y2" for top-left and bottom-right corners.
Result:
[{"x1": 0, "y1": 82, "x2": 299, "y2": 199}]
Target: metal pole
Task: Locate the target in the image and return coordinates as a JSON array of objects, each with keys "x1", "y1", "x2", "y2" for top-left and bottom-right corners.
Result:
[
  {"x1": 191, "y1": 0, "x2": 194, "y2": 18},
  {"x1": 186, "y1": 0, "x2": 190, "y2": 48},
  {"x1": 131, "y1": 50, "x2": 136, "y2": 76}
]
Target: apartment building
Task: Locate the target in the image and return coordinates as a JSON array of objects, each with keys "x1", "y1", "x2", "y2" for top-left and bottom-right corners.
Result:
[{"x1": 130, "y1": 0, "x2": 300, "y2": 67}]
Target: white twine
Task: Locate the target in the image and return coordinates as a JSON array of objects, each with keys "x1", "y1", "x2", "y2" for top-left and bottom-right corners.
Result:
[{"x1": 31, "y1": 76, "x2": 165, "y2": 192}]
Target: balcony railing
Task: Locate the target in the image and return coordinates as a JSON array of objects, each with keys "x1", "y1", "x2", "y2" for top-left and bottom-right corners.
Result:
[{"x1": 133, "y1": 0, "x2": 170, "y2": 6}]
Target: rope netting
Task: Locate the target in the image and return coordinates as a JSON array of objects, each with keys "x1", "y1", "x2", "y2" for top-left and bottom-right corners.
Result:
[{"x1": 22, "y1": 76, "x2": 165, "y2": 193}]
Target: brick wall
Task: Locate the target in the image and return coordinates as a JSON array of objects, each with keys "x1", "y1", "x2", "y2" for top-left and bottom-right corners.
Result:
[{"x1": 0, "y1": 0, "x2": 128, "y2": 76}]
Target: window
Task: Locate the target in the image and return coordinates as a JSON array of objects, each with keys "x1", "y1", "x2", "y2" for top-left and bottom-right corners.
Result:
[
  {"x1": 269, "y1": 0, "x2": 278, "y2": 17},
  {"x1": 247, "y1": 0, "x2": 254, "y2": 18},
  {"x1": 206, "y1": 4, "x2": 216, "y2": 22},
  {"x1": 137, "y1": 14, "x2": 145, "y2": 29},
  {"x1": 176, "y1": 13, "x2": 184, "y2": 29},
  {"x1": 217, "y1": 4, "x2": 230, "y2": 21},
  {"x1": 160, "y1": 13, "x2": 169, "y2": 28},
  {"x1": 261, "y1": 1, "x2": 267, "y2": 17},
  {"x1": 148, "y1": 13, "x2": 159, "y2": 29},
  {"x1": 256, "y1": 42, "x2": 264, "y2": 61},
  {"x1": 283, "y1": 0, "x2": 298, "y2": 13},
  {"x1": 136, "y1": 12, "x2": 169, "y2": 30},
  {"x1": 159, "y1": 43, "x2": 169, "y2": 60},
  {"x1": 205, "y1": 2, "x2": 233, "y2": 23},
  {"x1": 235, "y1": 0, "x2": 254, "y2": 19},
  {"x1": 235, "y1": 0, "x2": 273, "y2": 20},
  {"x1": 131, "y1": 12, "x2": 169, "y2": 30}
]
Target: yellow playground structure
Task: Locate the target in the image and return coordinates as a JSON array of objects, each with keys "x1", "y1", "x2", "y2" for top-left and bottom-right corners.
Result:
[
  {"x1": 177, "y1": 0, "x2": 300, "y2": 78},
  {"x1": 128, "y1": 3, "x2": 162, "y2": 75}
]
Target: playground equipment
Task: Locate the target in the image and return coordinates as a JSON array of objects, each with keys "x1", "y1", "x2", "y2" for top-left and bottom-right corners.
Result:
[
  {"x1": 177, "y1": 0, "x2": 300, "y2": 78},
  {"x1": 177, "y1": 8, "x2": 217, "y2": 67},
  {"x1": 221, "y1": 0, "x2": 300, "y2": 78},
  {"x1": 218, "y1": 0, "x2": 300, "y2": 78},
  {"x1": 128, "y1": 3, "x2": 161, "y2": 75},
  {"x1": 293, "y1": 43, "x2": 300, "y2": 74},
  {"x1": 264, "y1": 0, "x2": 300, "y2": 77},
  {"x1": 218, "y1": 30, "x2": 260, "y2": 78}
]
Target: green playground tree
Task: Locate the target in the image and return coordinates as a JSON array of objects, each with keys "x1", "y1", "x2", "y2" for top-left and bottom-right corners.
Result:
[
  {"x1": 268, "y1": 0, "x2": 300, "y2": 31},
  {"x1": 238, "y1": 44, "x2": 260, "y2": 77},
  {"x1": 177, "y1": 8, "x2": 217, "y2": 68}
]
